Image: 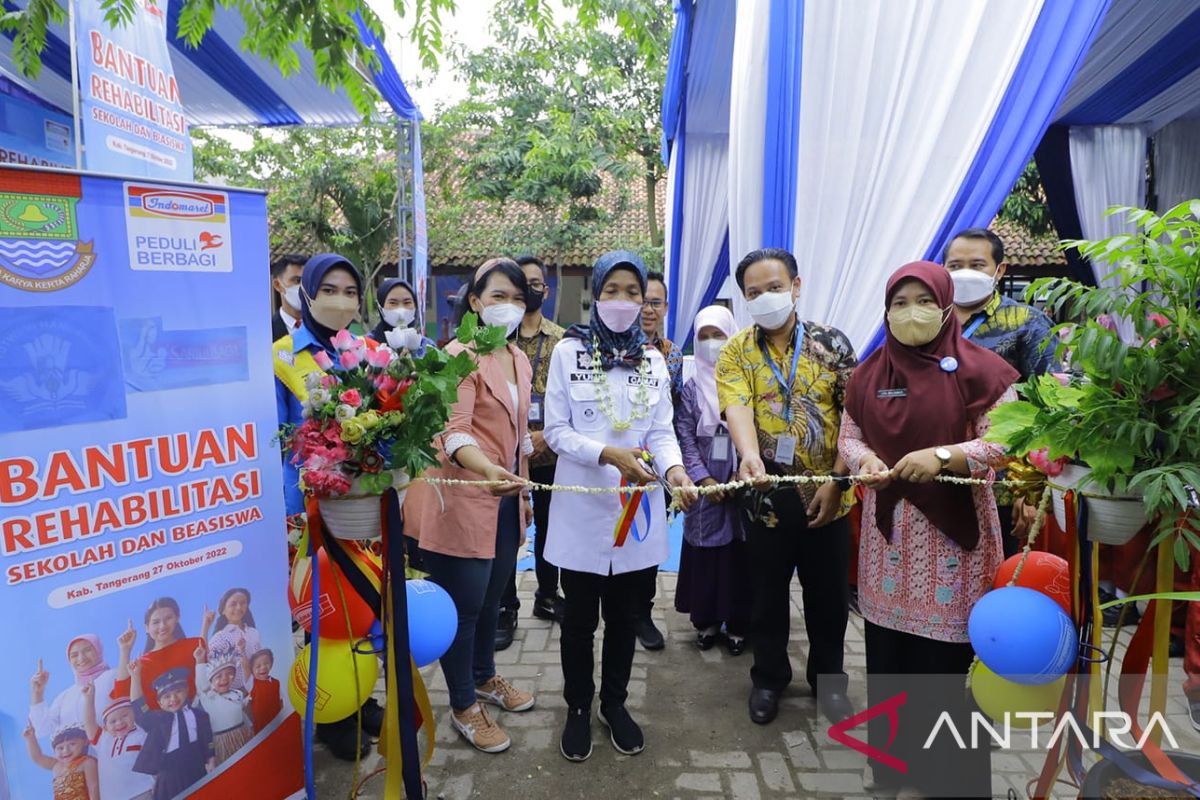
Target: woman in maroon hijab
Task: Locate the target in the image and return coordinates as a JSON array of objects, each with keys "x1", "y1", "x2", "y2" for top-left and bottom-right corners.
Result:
[{"x1": 840, "y1": 262, "x2": 1018, "y2": 798}]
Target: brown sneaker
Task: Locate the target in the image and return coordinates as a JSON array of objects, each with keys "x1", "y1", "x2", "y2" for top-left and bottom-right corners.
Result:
[
  {"x1": 475, "y1": 675, "x2": 535, "y2": 712},
  {"x1": 450, "y1": 704, "x2": 511, "y2": 753}
]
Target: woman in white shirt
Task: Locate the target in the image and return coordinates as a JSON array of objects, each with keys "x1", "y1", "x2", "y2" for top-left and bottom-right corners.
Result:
[{"x1": 543, "y1": 250, "x2": 696, "y2": 762}]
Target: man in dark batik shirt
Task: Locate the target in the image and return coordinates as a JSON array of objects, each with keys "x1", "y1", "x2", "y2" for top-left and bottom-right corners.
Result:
[{"x1": 944, "y1": 228, "x2": 1061, "y2": 555}]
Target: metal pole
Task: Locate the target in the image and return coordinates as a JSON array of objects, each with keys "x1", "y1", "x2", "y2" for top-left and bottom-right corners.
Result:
[
  {"x1": 395, "y1": 119, "x2": 413, "y2": 285},
  {"x1": 67, "y1": 0, "x2": 84, "y2": 169}
]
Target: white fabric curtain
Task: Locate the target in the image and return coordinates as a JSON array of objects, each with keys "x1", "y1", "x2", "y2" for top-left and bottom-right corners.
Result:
[
  {"x1": 781, "y1": 0, "x2": 1043, "y2": 353},
  {"x1": 1069, "y1": 123, "x2": 1150, "y2": 341},
  {"x1": 725, "y1": 0, "x2": 773, "y2": 328},
  {"x1": 664, "y1": 0, "x2": 736, "y2": 345},
  {"x1": 1154, "y1": 119, "x2": 1200, "y2": 211}
]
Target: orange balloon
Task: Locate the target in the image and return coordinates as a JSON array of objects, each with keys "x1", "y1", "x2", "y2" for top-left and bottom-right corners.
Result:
[
  {"x1": 993, "y1": 551, "x2": 1072, "y2": 616},
  {"x1": 289, "y1": 544, "x2": 381, "y2": 639}
]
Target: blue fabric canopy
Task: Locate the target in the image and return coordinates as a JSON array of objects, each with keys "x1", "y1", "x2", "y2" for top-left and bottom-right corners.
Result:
[{"x1": 0, "y1": 0, "x2": 417, "y2": 127}]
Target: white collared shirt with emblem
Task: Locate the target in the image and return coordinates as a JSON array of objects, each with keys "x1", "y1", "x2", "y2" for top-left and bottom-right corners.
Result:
[{"x1": 543, "y1": 337, "x2": 683, "y2": 576}]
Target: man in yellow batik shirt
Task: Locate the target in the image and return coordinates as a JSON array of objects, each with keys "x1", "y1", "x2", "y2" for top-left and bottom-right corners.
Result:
[{"x1": 716, "y1": 248, "x2": 856, "y2": 729}]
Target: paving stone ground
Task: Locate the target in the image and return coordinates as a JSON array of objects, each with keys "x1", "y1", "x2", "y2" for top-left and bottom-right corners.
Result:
[{"x1": 315, "y1": 572, "x2": 1200, "y2": 799}]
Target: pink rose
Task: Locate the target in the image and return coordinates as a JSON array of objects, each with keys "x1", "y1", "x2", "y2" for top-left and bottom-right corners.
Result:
[
  {"x1": 375, "y1": 375, "x2": 399, "y2": 394},
  {"x1": 1029, "y1": 448, "x2": 1067, "y2": 478},
  {"x1": 312, "y1": 350, "x2": 333, "y2": 370},
  {"x1": 338, "y1": 350, "x2": 361, "y2": 370},
  {"x1": 331, "y1": 329, "x2": 357, "y2": 352},
  {"x1": 340, "y1": 388, "x2": 362, "y2": 407}
]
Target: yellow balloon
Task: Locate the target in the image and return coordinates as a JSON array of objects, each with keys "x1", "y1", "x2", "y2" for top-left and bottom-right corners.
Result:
[
  {"x1": 288, "y1": 640, "x2": 379, "y2": 723},
  {"x1": 970, "y1": 660, "x2": 1066, "y2": 730}
]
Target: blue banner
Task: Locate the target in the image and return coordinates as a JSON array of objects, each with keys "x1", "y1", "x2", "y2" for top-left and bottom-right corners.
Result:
[
  {"x1": 0, "y1": 78, "x2": 74, "y2": 169},
  {"x1": 0, "y1": 165, "x2": 299, "y2": 799},
  {"x1": 75, "y1": 0, "x2": 194, "y2": 180}
]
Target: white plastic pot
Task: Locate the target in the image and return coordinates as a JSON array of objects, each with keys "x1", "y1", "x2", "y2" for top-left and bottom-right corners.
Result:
[
  {"x1": 317, "y1": 470, "x2": 410, "y2": 540},
  {"x1": 1047, "y1": 464, "x2": 1146, "y2": 545}
]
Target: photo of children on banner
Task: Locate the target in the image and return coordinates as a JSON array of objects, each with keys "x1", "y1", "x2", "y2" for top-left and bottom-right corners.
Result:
[
  {"x1": 246, "y1": 648, "x2": 284, "y2": 733},
  {"x1": 128, "y1": 661, "x2": 215, "y2": 800},
  {"x1": 23, "y1": 721, "x2": 99, "y2": 800},
  {"x1": 81, "y1": 682, "x2": 156, "y2": 800},
  {"x1": 206, "y1": 588, "x2": 261, "y2": 690},
  {"x1": 116, "y1": 598, "x2": 208, "y2": 711},
  {"x1": 195, "y1": 641, "x2": 255, "y2": 765}
]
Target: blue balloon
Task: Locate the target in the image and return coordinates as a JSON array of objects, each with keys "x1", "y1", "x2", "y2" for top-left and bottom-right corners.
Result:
[
  {"x1": 968, "y1": 586, "x2": 1077, "y2": 685},
  {"x1": 406, "y1": 579, "x2": 458, "y2": 667}
]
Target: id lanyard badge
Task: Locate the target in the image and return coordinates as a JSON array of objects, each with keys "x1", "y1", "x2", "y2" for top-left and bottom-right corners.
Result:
[
  {"x1": 760, "y1": 323, "x2": 804, "y2": 466},
  {"x1": 528, "y1": 335, "x2": 546, "y2": 424},
  {"x1": 709, "y1": 427, "x2": 731, "y2": 469}
]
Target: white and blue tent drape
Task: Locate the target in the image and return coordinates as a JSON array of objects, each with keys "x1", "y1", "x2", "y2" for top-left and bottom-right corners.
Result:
[
  {"x1": 664, "y1": 0, "x2": 1114, "y2": 353},
  {"x1": 1037, "y1": 0, "x2": 1200, "y2": 287},
  {"x1": 0, "y1": 0, "x2": 419, "y2": 127}
]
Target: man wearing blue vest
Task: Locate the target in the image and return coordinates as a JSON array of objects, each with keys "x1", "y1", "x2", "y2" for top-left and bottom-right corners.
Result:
[{"x1": 943, "y1": 228, "x2": 1060, "y2": 555}]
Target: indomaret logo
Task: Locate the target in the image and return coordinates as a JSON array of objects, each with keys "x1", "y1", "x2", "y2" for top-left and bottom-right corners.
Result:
[
  {"x1": 127, "y1": 187, "x2": 226, "y2": 222},
  {"x1": 0, "y1": 172, "x2": 97, "y2": 292}
]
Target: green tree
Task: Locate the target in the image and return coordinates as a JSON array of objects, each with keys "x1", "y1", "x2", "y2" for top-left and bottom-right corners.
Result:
[
  {"x1": 193, "y1": 125, "x2": 399, "y2": 314},
  {"x1": 2, "y1": 0, "x2": 454, "y2": 116},
  {"x1": 430, "y1": 0, "x2": 670, "y2": 263},
  {"x1": 998, "y1": 160, "x2": 1056, "y2": 238}
]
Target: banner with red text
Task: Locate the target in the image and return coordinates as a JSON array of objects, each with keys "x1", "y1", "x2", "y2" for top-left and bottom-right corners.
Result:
[
  {"x1": 76, "y1": 0, "x2": 194, "y2": 180},
  {"x1": 0, "y1": 165, "x2": 299, "y2": 799}
]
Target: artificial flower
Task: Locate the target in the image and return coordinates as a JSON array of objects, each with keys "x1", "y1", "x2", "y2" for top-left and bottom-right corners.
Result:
[
  {"x1": 331, "y1": 329, "x2": 357, "y2": 351},
  {"x1": 334, "y1": 404, "x2": 355, "y2": 421},
  {"x1": 1028, "y1": 447, "x2": 1067, "y2": 477},
  {"x1": 304, "y1": 372, "x2": 323, "y2": 390},
  {"x1": 339, "y1": 350, "x2": 361, "y2": 370},
  {"x1": 312, "y1": 350, "x2": 334, "y2": 370},
  {"x1": 358, "y1": 410, "x2": 381, "y2": 429},
  {"x1": 340, "y1": 418, "x2": 366, "y2": 444},
  {"x1": 360, "y1": 451, "x2": 384, "y2": 473},
  {"x1": 309, "y1": 388, "x2": 331, "y2": 406},
  {"x1": 340, "y1": 388, "x2": 363, "y2": 407},
  {"x1": 366, "y1": 348, "x2": 393, "y2": 369}
]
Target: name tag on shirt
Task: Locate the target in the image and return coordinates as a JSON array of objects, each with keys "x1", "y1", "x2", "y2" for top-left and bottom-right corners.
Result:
[
  {"x1": 710, "y1": 432, "x2": 730, "y2": 463},
  {"x1": 877, "y1": 388, "x2": 907, "y2": 399},
  {"x1": 774, "y1": 434, "x2": 797, "y2": 466},
  {"x1": 529, "y1": 394, "x2": 544, "y2": 424}
]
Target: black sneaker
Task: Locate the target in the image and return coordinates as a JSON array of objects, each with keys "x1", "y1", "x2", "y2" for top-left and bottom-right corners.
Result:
[
  {"x1": 316, "y1": 715, "x2": 371, "y2": 761},
  {"x1": 360, "y1": 697, "x2": 385, "y2": 738},
  {"x1": 635, "y1": 618, "x2": 665, "y2": 651},
  {"x1": 1099, "y1": 587, "x2": 1140, "y2": 628},
  {"x1": 599, "y1": 704, "x2": 644, "y2": 755},
  {"x1": 533, "y1": 594, "x2": 565, "y2": 623},
  {"x1": 560, "y1": 707, "x2": 592, "y2": 762},
  {"x1": 495, "y1": 608, "x2": 517, "y2": 651}
]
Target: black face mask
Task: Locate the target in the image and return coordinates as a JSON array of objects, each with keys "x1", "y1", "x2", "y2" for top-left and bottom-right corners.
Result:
[{"x1": 525, "y1": 287, "x2": 545, "y2": 314}]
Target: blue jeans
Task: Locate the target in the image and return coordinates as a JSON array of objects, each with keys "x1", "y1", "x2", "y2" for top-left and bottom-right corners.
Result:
[{"x1": 420, "y1": 496, "x2": 521, "y2": 711}]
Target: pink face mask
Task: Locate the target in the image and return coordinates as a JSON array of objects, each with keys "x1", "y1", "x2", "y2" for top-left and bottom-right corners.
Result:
[{"x1": 595, "y1": 300, "x2": 642, "y2": 332}]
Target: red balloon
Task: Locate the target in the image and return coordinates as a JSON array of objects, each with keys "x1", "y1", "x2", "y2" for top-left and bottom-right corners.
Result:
[
  {"x1": 289, "y1": 545, "x2": 381, "y2": 639},
  {"x1": 993, "y1": 552, "x2": 1072, "y2": 616}
]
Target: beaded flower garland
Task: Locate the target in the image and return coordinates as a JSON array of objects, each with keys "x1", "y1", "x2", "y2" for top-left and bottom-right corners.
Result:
[{"x1": 590, "y1": 340, "x2": 652, "y2": 432}]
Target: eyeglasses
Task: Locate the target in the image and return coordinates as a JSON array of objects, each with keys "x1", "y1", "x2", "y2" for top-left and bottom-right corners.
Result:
[{"x1": 642, "y1": 300, "x2": 665, "y2": 310}]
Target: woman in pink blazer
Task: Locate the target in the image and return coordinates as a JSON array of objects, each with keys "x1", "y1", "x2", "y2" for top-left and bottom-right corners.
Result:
[{"x1": 404, "y1": 258, "x2": 536, "y2": 754}]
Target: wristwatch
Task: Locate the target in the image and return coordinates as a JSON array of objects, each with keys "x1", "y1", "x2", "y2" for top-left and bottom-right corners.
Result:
[{"x1": 934, "y1": 447, "x2": 952, "y2": 471}]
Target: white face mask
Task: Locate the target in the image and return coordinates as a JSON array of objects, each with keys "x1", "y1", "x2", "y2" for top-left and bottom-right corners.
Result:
[
  {"x1": 951, "y1": 269, "x2": 996, "y2": 307},
  {"x1": 695, "y1": 338, "x2": 727, "y2": 365},
  {"x1": 595, "y1": 299, "x2": 642, "y2": 332},
  {"x1": 747, "y1": 289, "x2": 795, "y2": 331},
  {"x1": 480, "y1": 302, "x2": 524, "y2": 337},
  {"x1": 283, "y1": 284, "x2": 302, "y2": 311},
  {"x1": 381, "y1": 306, "x2": 416, "y2": 328}
]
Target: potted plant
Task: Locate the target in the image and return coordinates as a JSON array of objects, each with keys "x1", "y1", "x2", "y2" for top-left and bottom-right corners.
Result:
[
  {"x1": 987, "y1": 200, "x2": 1200, "y2": 562},
  {"x1": 281, "y1": 313, "x2": 507, "y2": 539}
]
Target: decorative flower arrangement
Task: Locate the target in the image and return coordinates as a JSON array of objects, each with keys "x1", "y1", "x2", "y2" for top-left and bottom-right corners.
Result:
[
  {"x1": 987, "y1": 201, "x2": 1200, "y2": 566},
  {"x1": 282, "y1": 313, "x2": 505, "y2": 497}
]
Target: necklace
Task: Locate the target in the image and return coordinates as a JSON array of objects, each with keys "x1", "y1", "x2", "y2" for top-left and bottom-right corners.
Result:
[{"x1": 590, "y1": 339, "x2": 652, "y2": 432}]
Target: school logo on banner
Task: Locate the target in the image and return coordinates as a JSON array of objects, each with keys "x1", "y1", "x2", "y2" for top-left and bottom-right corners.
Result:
[
  {"x1": 125, "y1": 182, "x2": 232, "y2": 272},
  {"x1": 0, "y1": 177, "x2": 97, "y2": 292}
]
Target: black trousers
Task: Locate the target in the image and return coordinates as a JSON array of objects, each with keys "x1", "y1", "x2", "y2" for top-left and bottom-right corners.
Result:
[
  {"x1": 864, "y1": 621, "x2": 992, "y2": 798},
  {"x1": 998, "y1": 503, "x2": 1019, "y2": 559},
  {"x1": 500, "y1": 463, "x2": 560, "y2": 611},
  {"x1": 560, "y1": 566, "x2": 655, "y2": 710},
  {"x1": 744, "y1": 487, "x2": 850, "y2": 694}
]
